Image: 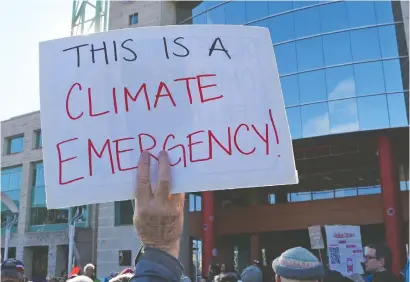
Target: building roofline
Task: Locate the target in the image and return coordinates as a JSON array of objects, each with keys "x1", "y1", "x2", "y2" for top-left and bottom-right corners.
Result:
[{"x1": 1, "y1": 110, "x2": 40, "y2": 123}]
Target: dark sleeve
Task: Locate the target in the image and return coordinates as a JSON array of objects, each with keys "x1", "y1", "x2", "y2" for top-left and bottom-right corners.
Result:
[
  {"x1": 372, "y1": 271, "x2": 400, "y2": 282},
  {"x1": 129, "y1": 247, "x2": 183, "y2": 282}
]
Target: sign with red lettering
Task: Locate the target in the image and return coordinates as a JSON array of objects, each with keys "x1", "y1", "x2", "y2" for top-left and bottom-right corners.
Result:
[
  {"x1": 39, "y1": 25, "x2": 298, "y2": 208},
  {"x1": 325, "y1": 225, "x2": 364, "y2": 276}
]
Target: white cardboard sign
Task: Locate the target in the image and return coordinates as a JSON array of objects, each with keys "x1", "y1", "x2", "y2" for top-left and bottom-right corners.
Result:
[
  {"x1": 39, "y1": 25, "x2": 298, "y2": 208},
  {"x1": 308, "y1": 225, "x2": 325, "y2": 250}
]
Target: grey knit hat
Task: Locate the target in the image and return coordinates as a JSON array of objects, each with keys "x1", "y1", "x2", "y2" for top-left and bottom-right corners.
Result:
[
  {"x1": 272, "y1": 247, "x2": 324, "y2": 280},
  {"x1": 240, "y1": 266, "x2": 262, "y2": 282}
]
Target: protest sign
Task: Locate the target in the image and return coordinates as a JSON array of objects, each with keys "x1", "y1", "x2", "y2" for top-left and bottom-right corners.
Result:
[
  {"x1": 39, "y1": 25, "x2": 298, "y2": 208},
  {"x1": 325, "y1": 225, "x2": 364, "y2": 276},
  {"x1": 308, "y1": 225, "x2": 324, "y2": 249}
]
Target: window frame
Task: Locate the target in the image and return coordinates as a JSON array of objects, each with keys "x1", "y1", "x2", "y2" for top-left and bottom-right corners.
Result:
[
  {"x1": 129, "y1": 12, "x2": 138, "y2": 25},
  {"x1": 5, "y1": 135, "x2": 24, "y2": 155}
]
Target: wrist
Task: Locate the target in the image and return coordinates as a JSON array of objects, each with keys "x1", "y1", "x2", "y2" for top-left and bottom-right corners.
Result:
[{"x1": 144, "y1": 241, "x2": 180, "y2": 259}]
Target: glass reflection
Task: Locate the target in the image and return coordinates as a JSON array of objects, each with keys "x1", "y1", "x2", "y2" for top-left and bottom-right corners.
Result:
[
  {"x1": 299, "y1": 70, "x2": 327, "y2": 103},
  {"x1": 319, "y1": 2, "x2": 348, "y2": 33},
  {"x1": 358, "y1": 186, "x2": 381, "y2": 195},
  {"x1": 322, "y1": 32, "x2": 352, "y2": 66},
  {"x1": 378, "y1": 25, "x2": 399, "y2": 58},
  {"x1": 293, "y1": 1, "x2": 317, "y2": 9},
  {"x1": 350, "y1": 28, "x2": 381, "y2": 61},
  {"x1": 9, "y1": 136, "x2": 24, "y2": 154},
  {"x1": 296, "y1": 37, "x2": 324, "y2": 71},
  {"x1": 374, "y1": 1, "x2": 394, "y2": 24},
  {"x1": 387, "y1": 93, "x2": 409, "y2": 127},
  {"x1": 274, "y1": 42, "x2": 298, "y2": 74},
  {"x1": 207, "y1": 5, "x2": 225, "y2": 24},
  {"x1": 357, "y1": 95, "x2": 389, "y2": 130},
  {"x1": 268, "y1": 1, "x2": 293, "y2": 15},
  {"x1": 326, "y1": 65, "x2": 356, "y2": 100},
  {"x1": 354, "y1": 61, "x2": 385, "y2": 96},
  {"x1": 301, "y1": 102, "x2": 330, "y2": 137},
  {"x1": 286, "y1": 107, "x2": 302, "y2": 139},
  {"x1": 335, "y1": 188, "x2": 358, "y2": 198},
  {"x1": 294, "y1": 7, "x2": 321, "y2": 38},
  {"x1": 268, "y1": 14, "x2": 295, "y2": 44},
  {"x1": 245, "y1": 1, "x2": 268, "y2": 22},
  {"x1": 346, "y1": 1, "x2": 377, "y2": 28},
  {"x1": 193, "y1": 13, "x2": 206, "y2": 24},
  {"x1": 328, "y1": 99, "x2": 359, "y2": 134},
  {"x1": 281, "y1": 75, "x2": 299, "y2": 106},
  {"x1": 312, "y1": 190, "x2": 334, "y2": 200},
  {"x1": 224, "y1": 1, "x2": 246, "y2": 24},
  {"x1": 383, "y1": 59, "x2": 404, "y2": 92}
]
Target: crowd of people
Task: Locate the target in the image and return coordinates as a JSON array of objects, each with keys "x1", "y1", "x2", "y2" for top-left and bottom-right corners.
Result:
[{"x1": 1, "y1": 151, "x2": 409, "y2": 282}]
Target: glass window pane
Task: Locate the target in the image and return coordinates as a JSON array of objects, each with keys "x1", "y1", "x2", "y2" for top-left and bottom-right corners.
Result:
[
  {"x1": 388, "y1": 93, "x2": 409, "y2": 128},
  {"x1": 293, "y1": 1, "x2": 317, "y2": 9},
  {"x1": 299, "y1": 70, "x2": 327, "y2": 103},
  {"x1": 245, "y1": 1, "x2": 268, "y2": 22},
  {"x1": 335, "y1": 188, "x2": 358, "y2": 198},
  {"x1": 207, "y1": 6, "x2": 225, "y2": 24},
  {"x1": 358, "y1": 186, "x2": 381, "y2": 195},
  {"x1": 383, "y1": 59, "x2": 404, "y2": 92},
  {"x1": 189, "y1": 194, "x2": 195, "y2": 212},
  {"x1": 268, "y1": 194, "x2": 276, "y2": 204},
  {"x1": 32, "y1": 186, "x2": 46, "y2": 207},
  {"x1": 326, "y1": 65, "x2": 356, "y2": 100},
  {"x1": 350, "y1": 28, "x2": 381, "y2": 61},
  {"x1": 378, "y1": 25, "x2": 399, "y2": 58},
  {"x1": 9, "y1": 136, "x2": 24, "y2": 154},
  {"x1": 195, "y1": 195, "x2": 202, "y2": 211},
  {"x1": 322, "y1": 32, "x2": 352, "y2": 66},
  {"x1": 354, "y1": 62, "x2": 385, "y2": 96},
  {"x1": 319, "y1": 2, "x2": 349, "y2": 33},
  {"x1": 296, "y1": 37, "x2": 324, "y2": 71},
  {"x1": 281, "y1": 75, "x2": 299, "y2": 106},
  {"x1": 312, "y1": 190, "x2": 334, "y2": 200},
  {"x1": 357, "y1": 95, "x2": 389, "y2": 130},
  {"x1": 301, "y1": 102, "x2": 330, "y2": 137},
  {"x1": 193, "y1": 14, "x2": 207, "y2": 24},
  {"x1": 192, "y1": 2, "x2": 208, "y2": 17},
  {"x1": 224, "y1": 1, "x2": 246, "y2": 25},
  {"x1": 374, "y1": 1, "x2": 394, "y2": 24},
  {"x1": 329, "y1": 99, "x2": 359, "y2": 134},
  {"x1": 294, "y1": 7, "x2": 321, "y2": 38},
  {"x1": 268, "y1": 14, "x2": 295, "y2": 44},
  {"x1": 268, "y1": 1, "x2": 293, "y2": 14},
  {"x1": 289, "y1": 192, "x2": 312, "y2": 202},
  {"x1": 346, "y1": 1, "x2": 377, "y2": 28},
  {"x1": 274, "y1": 42, "x2": 298, "y2": 75},
  {"x1": 286, "y1": 107, "x2": 302, "y2": 139}
]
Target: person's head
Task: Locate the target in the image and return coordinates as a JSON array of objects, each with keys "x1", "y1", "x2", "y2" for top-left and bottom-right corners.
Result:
[
  {"x1": 68, "y1": 275, "x2": 93, "y2": 282},
  {"x1": 240, "y1": 265, "x2": 262, "y2": 282},
  {"x1": 215, "y1": 273, "x2": 238, "y2": 282},
  {"x1": 1, "y1": 259, "x2": 25, "y2": 282},
  {"x1": 221, "y1": 264, "x2": 227, "y2": 272},
  {"x1": 364, "y1": 243, "x2": 393, "y2": 273},
  {"x1": 61, "y1": 271, "x2": 68, "y2": 279},
  {"x1": 109, "y1": 273, "x2": 133, "y2": 282},
  {"x1": 83, "y1": 264, "x2": 95, "y2": 278},
  {"x1": 272, "y1": 247, "x2": 324, "y2": 282}
]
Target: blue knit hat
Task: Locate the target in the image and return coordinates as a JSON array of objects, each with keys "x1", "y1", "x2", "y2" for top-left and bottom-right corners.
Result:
[{"x1": 272, "y1": 247, "x2": 324, "y2": 280}]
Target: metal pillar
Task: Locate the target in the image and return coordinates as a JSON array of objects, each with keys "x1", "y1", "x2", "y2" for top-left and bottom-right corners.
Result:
[
  {"x1": 378, "y1": 135, "x2": 405, "y2": 274},
  {"x1": 71, "y1": 0, "x2": 109, "y2": 36},
  {"x1": 68, "y1": 207, "x2": 84, "y2": 272},
  {"x1": 4, "y1": 213, "x2": 18, "y2": 260},
  {"x1": 202, "y1": 191, "x2": 215, "y2": 277}
]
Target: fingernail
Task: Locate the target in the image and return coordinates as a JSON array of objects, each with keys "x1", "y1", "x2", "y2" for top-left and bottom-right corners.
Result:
[
  {"x1": 139, "y1": 151, "x2": 150, "y2": 164},
  {"x1": 158, "y1": 150, "x2": 168, "y2": 158}
]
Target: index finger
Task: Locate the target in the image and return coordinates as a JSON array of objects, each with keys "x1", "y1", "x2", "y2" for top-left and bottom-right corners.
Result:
[{"x1": 136, "y1": 151, "x2": 152, "y2": 203}]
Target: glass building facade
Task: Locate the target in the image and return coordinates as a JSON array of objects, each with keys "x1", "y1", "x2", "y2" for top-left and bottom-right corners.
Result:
[{"x1": 185, "y1": 0, "x2": 409, "y2": 139}]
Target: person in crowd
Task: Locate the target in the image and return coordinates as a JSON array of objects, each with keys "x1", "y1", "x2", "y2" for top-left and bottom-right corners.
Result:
[
  {"x1": 364, "y1": 243, "x2": 399, "y2": 282},
  {"x1": 214, "y1": 273, "x2": 237, "y2": 282},
  {"x1": 322, "y1": 270, "x2": 351, "y2": 282},
  {"x1": 220, "y1": 264, "x2": 227, "y2": 275},
  {"x1": 1, "y1": 259, "x2": 25, "y2": 282},
  {"x1": 347, "y1": 273, "x2": 365, "y2": 282},
  {"x1": 68, "y1": 276, "x2": 93, "y2": 282},
  {"x1": 109, "y1": 273, "x2": 134, "y2": 282},
  {"x1": 271, "y1": 247, "x2": 324, "y2": 282},
  {"x1": 240, "y1": 265, "x2": 262, "y2": 282},
  {"x1": 60, "y1": 271, "x2": 68, "y2": 281},
  {"x1": 207, "y1": 264, "x2": 221, "y2": 282},
  {"x1": 83, "y1": 264, "x2": 100, "y2": 282}
]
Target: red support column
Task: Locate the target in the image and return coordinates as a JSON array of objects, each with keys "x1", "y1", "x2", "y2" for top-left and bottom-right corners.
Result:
[
  {"x1": 378, "y1": 135, "x2": 404, "y2": 274},
  {"x1": 202, "y1": 191, "x2": 215, "y2": 277}
]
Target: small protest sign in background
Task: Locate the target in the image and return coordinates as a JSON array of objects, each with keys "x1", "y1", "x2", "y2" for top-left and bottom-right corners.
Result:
[{"x1": 39, "y1": 25, "x2": 298, "y2": 208}]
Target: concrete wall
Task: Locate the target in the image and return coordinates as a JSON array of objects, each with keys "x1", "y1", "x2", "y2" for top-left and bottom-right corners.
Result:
[
  {"x1": 401, "y1": 0, "x2": 409, "y2": 52},
  {"x1": 96, "y1": 202, "x2": 141, "y2": 279},
  {"x1": 1, "y1": 111, "x2": 94, "y2": 278}
]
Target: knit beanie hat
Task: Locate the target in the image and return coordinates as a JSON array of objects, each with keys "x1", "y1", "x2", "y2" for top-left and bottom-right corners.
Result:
[
  {"x1": 240, "y1": 266, "x2": 262, "y2": 282},
  {"x1": 272, "y1": 247, "x2": 324, "y2": 280}
]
